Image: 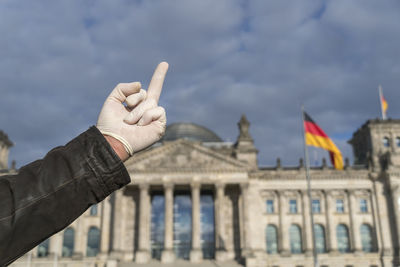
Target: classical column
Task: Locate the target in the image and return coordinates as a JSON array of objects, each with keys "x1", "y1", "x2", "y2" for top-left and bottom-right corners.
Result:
[
  {"x1": 111, "y1": 190, "x2": 128, "y2": 259},
  {"x1": 161, "y1": 183, "x2": 175, "y2": 263},
  {"x1": 49, "y1": 232, "x2": 62, "y2": 257},
  {"x1": 190, "y1": 182, "x2": 202, "y2": 262},
  {"x1": 100, "y1": 196, "x2": 112, "y2": 259},
  {"x1": 373, "y1": 180, "x2": 392, "y2": 256},
  {"x1": 301, "y1": 190, "x2": 313, "y2": 256},
  {"x1": 240, "y1": 182, "x2": 254, "y2": 258},
  {"x1": 73, "y1": 218, "x2": 85, "y2": 259},
  {"x1": 325, "y1": 190, "x2": 338, "y2": 254},
  {"x1": 390, "y1": 184, "x2": 400, "y2": 254},
  {"x1": 135, "y1": 184, "x2": 151, "y2": 263},
  {"x1": 279, "y1": 191, "x2": 290, "y2": 256},
  {"x1": 348, "y1": 190, "x2": 362, "y2": 253},
  {"x1": 215, "y1": 183, "x2": 227, "y2": 261}
]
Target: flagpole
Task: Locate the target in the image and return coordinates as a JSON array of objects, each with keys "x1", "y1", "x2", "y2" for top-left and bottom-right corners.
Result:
[
  {"x1": 301, "y1": 106, "x2": 319, "y2": 267},
  {"x1": 378, "y1": 85, "x2": 386, "y2": 120}
]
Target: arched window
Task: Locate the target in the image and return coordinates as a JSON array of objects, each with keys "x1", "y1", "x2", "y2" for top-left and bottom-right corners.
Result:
[
  {"x1": 37, "y1": 238, "x2": 50, "y2": 257},
  {"x1": 382, "y1": 137, "x2": 390, "y2": 148},
  {"x1": 360, "y1": 224, "x2": 375, "y2": 252},
  {"x1": 289, "y1": 224, "x2": 302, "y2": 254},
  {"x1": 86, "y1": 227, "x2": 100, "y2": 257},
  {"x1": 266, "y1": 224, "x2": 278, "y2": 254},
  {"x1": 90, "y1": 204, "x2": 98, "y2": 216},
  {"x1": 314, "y1": 224, "x2": 326, "y2": 253},
  {"x1": 62, "y1": 227, "x2": 75, "y2": 257},
  {"x1": 336, "y1": 224, "x2": 350, "y2": 253}
]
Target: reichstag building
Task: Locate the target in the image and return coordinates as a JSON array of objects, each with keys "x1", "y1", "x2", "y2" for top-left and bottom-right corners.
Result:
[{"x1": 3, "y1": 115, "x2": 400, "y2": 267}]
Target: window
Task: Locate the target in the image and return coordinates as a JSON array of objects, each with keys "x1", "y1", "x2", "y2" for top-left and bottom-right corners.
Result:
[
  {"x1": 312, "y1": 199, "x2": 321, "y2": 213},
  {"x1": 266, "y1": 225, "x2": 278, "y2": 254},
  {"x1": 396, "y1": 137, "x2": 400, "y2": 147},
  {"x1": 90, "y1": 204, "x2": 98, "y2": 216},
  {"x1": 360, "y1": 199, "x2": 368, "y2": 213},
  {"x1": 62, "y1": 228, "x2": 75, "y2": 257},
  {"x1": 382, "y1": 137, "x2": 390, "y2": 147},
  {"x1": 37, "y1": 239, "x2": 50, "y2": 257},
  {"x1": 314, "y1": 224, "x2": 326, "y2": 253},
  {"x1": 289, "y1": 224, "x2": 302, "y2": 254},
  {"x1": 86, "y1": 227, "x2": 100, "y2": 257},
  {"x1": 151, "y1": 195, "x2": 165, "y2": 260},
  {"x1": 336, "y1": 224, "x2": 350, "y2": 253},
  {"x1": 266, "y1": 200, "x2": 274, "y2": 213},
  {"x1": 289, "y1": 199, "x2": 298, "y2": 213},
  {"x1": 360, "y1": 224, "x2": 375, "y2": 252},
  {"x1": 336, "y1": 199, "x2": 344, "y2": 213}
]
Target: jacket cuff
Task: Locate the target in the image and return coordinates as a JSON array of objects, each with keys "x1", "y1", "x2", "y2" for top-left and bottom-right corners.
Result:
[{"x1": 76, "y1": 126, "x2": 131, "y2": 198}]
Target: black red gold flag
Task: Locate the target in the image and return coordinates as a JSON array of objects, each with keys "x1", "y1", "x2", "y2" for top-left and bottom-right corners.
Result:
[{"x1": 303, "y1": 112, "x2": 343, "y2": 170}]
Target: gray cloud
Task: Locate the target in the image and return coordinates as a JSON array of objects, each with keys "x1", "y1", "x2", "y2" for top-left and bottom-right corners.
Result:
[{"x1": 0, "y1": 0, "x2": 399, "y2": 168}]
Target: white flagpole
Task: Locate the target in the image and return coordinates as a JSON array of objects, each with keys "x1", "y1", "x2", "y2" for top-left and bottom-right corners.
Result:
[
  {"x1": 379, "y1": 85, "x2": 386, "y2": 120},
  {"x1": 301, "y1": 106, "x2": 319, "y2": 267}
]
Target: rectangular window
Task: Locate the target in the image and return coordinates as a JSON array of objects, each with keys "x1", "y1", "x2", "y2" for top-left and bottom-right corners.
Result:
[
  {"x1": 336, "y1": 199, "x2": 344, "y2": 213},
  {"x1": 266, "y1": 199, "x2": 274, "y2": 213},
  {"x1": 289, "y1": 199, "x2": 297, "y2": 213},
  {"x1": 312, "y1": 199, "x2": 321, "y2": 213},
  {"x1": 360, "y1": 199, "x2": 368, "y2": 213}
]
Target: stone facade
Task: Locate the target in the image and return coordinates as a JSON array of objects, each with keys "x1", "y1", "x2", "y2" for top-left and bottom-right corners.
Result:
[
  {"x1": 0, "y1": 130, "x2": 13, "y2": 172},
  {"x1": 8, "y1": 117, "x2": 400, "y2": 267}
]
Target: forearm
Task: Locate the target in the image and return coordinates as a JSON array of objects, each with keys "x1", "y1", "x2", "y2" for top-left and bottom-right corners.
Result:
[
  {"x1": 0, "y1": 127, "x2": 130, "y2": 265},
  {"x1": 104, "y1": 134, "x2": 129, "y2": 161}
]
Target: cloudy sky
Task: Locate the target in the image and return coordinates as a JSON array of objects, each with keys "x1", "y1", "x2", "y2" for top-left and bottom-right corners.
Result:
[{"x1": 1, "y1": 0, "x2": 399, "y2": 168}]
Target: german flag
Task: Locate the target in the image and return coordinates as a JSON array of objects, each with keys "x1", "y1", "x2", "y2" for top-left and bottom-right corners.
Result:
[
  {"x1": 303, "y1": 112, "x2": 343, "y2": 170},
  {"x1": 381, "y1": 93, "x2": 388, "y2": 115}
]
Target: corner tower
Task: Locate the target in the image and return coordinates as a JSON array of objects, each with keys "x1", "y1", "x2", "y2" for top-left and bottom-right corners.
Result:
[
  {"x1": 233, "y1": 115, "x2": 258, "y2": 168},
  {"x1": 348, "y1": 119, "x2": 400, "y2": 171}
]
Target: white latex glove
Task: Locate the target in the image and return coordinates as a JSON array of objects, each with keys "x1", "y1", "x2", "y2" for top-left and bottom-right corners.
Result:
[{"x1": 96, "y1": 62, "x2": 168, "y2": 157}]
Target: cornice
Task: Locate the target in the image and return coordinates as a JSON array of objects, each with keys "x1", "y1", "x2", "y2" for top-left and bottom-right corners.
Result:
[{"x1": 252, "y1": 169, "x2": 370, "y2": 181}]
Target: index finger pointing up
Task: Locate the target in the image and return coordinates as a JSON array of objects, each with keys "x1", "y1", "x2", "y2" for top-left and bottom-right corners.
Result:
[{"x1": 147, "y1": 62, "x2": 169, "y2": 103}]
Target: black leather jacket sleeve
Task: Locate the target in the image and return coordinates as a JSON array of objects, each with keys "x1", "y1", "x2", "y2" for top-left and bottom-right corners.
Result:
[{"x1": 0, "y1": 126, "x2": 131, "y2": 265}]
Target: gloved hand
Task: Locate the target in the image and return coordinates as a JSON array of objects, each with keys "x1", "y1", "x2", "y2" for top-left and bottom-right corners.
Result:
[{"x1": 96, "y1": 62, "x2": 168, "y2": 159}]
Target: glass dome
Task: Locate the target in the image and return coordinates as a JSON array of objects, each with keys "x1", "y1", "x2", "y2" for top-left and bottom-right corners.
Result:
[{"x1": 162, "y1": 123, "x2": 222, "y2": 142}]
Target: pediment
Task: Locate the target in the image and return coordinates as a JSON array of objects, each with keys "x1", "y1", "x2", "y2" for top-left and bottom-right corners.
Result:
[{"x1": 125, "y1": 139, "x2": 250, "y2": 173}]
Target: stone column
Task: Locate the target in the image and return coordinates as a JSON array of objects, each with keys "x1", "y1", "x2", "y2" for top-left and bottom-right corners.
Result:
[
  {"x1": 301, "y1": 190, "x2": 313, "y2": 256},
  {"x1": 390, "y1": 184, "x2": 400, "y2": 253},
  {"x1": 190, "y1": 183, "x2": 202, "y2": 262},
  {"x1": 348, "y1": 190, "x2": 362, "y2": 253},
  {"x1": 31, "y1": 246, "x2": 38, "y2": 258},
  {"x1": 161, "y1": 183, "x2": 175, "y2": 263},
  {"x1": 279, "y1": 191, "x2": 290, "y2": 256},
  {"x1": 241, "y1": 183, "x2": 253, "y2": 256},
  {"x1": 215, "y1": 183, "x2": 227, "y2": 261},
  {"x1": 73, "y1": 218, "x2": 85, "y2": 259},
  {"x1": 373, "y1": 180, "x2": 392, "y2": 257},
  {"x1": 49, "y1": 232, "x2": 62, "y2": 256},
  {"x1": 135, "y1": 184, "x2": 151, "y2": 263},
  {"x1": 325, "y1": 190, "x2": 338, "y2": 254},
  {"x1": 100, "y1": 196, "x2": 112, "y2": 259},
  {"x1": 111, "y1": 190, "x2": 127, "y2": 259}
]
